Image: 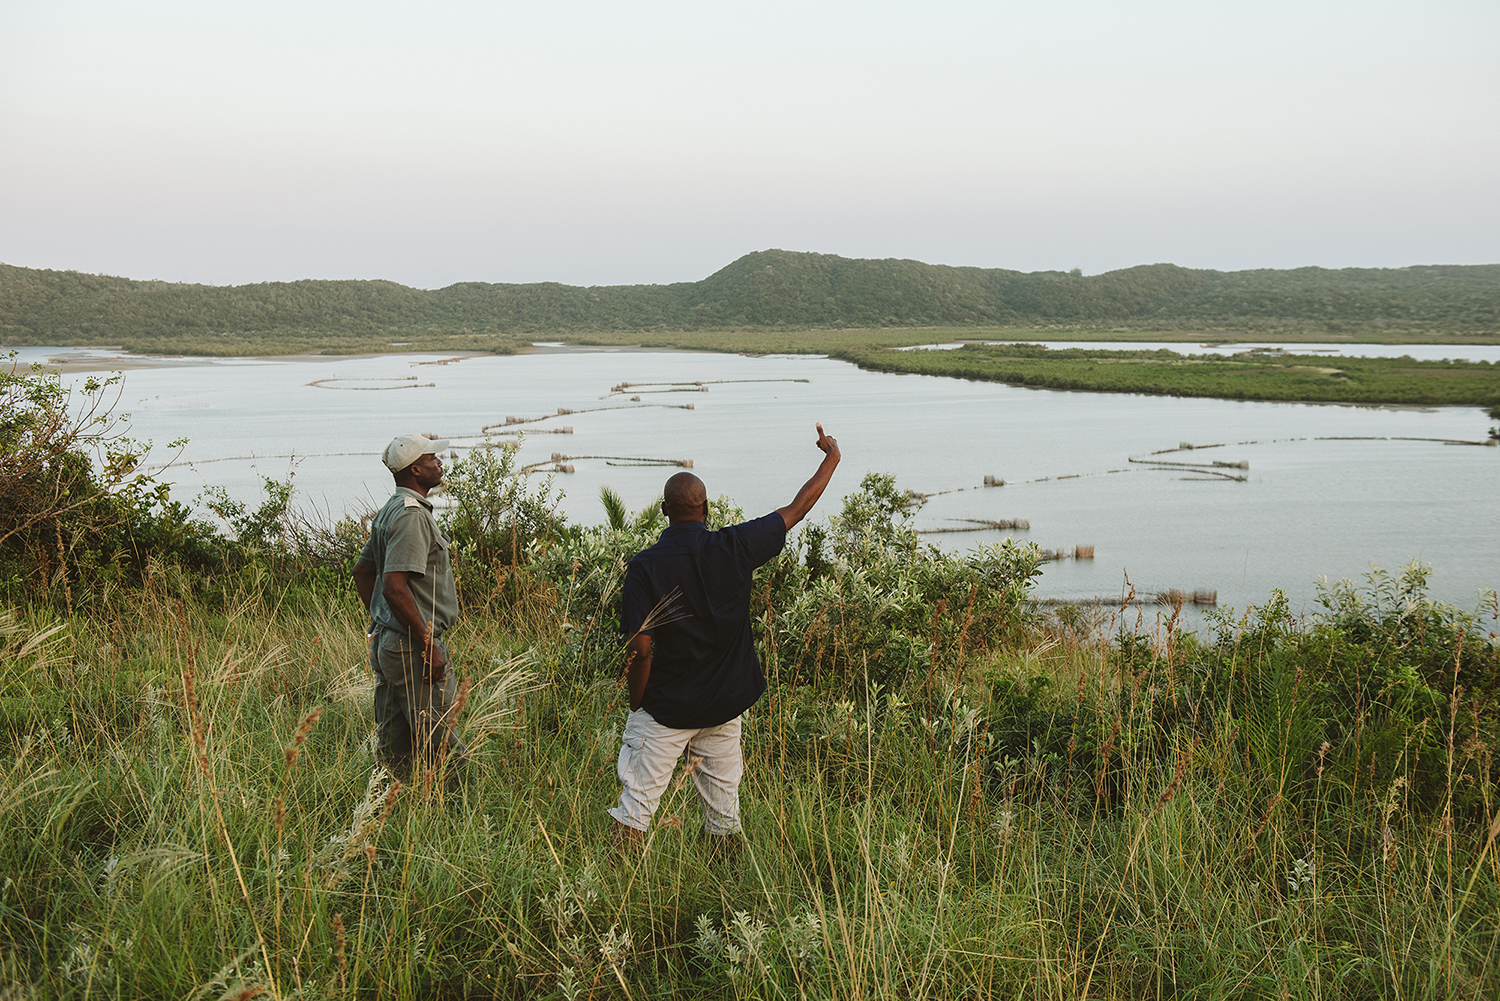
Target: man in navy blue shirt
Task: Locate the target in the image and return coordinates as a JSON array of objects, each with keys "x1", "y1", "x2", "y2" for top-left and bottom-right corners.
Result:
[{"x1": 610, "y1": 423, "x2": 841, "y2": 848}]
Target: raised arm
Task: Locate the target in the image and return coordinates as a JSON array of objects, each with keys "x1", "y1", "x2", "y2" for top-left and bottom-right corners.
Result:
[{"x1": 776, "y1": 423, "x2": 841, "y2": 531}]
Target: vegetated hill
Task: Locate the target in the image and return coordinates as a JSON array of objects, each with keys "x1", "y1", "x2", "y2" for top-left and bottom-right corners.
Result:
[{"x1": 3, "y1": 250, "x2": 1498, "y2": 355}]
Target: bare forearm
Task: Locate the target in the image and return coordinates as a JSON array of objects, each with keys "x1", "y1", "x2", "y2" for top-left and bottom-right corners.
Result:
[
  {"x1": 778, "y1": 450, "x2": 840, "y2": 530},
  {"x1": 354, "y1": 563, "x2": 377, "y2": 610},
  {"x1": 625, "y1": 635, "x2": 652, "y2": 711},
  {"x1": 381, "y1": 576, "x2": 429, "y2": 638}
]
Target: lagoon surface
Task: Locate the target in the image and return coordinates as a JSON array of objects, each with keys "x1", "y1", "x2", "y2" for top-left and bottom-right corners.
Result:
[{"x1": 14, "y1": 344, "x2": 1499, "y2": 620}]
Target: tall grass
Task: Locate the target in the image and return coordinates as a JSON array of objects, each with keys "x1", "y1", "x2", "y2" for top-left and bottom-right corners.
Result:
[{"x1": 2, "y1": 552, "x2": 1496, "y2": 999}]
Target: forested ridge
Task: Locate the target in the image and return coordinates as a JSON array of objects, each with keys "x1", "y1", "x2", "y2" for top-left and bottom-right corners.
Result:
[{"x1": 3, "y1": 249, "x2": 1499, "y2": 355}]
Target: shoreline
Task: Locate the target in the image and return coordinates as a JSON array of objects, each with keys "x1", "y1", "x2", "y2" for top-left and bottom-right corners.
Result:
[{"x1": 8, "y1": 341, "x2": 1500, "y2": 414}]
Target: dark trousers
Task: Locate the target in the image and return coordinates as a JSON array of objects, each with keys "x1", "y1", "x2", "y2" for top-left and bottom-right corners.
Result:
[{"x1": 370, "y1": 625, "x2": 467, "y2": 779}]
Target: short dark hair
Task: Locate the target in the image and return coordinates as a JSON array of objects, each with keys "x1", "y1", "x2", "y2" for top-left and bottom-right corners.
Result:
[{"x1": 662, "y1": 472, "x2": 707, "y2": 519}]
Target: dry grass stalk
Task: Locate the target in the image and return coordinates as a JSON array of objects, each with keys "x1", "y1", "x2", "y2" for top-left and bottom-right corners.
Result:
[
  {"x1": 465, "y1": 653, "x2": 546, "y2": 739},
  {"x1": 181, "y1": 662, "x2": 210, "y2": 777},
  {"x1": 283, "y1": 706, "x2": 323, "y2": 773},
  {"x1": 954, "y1": 583, "x2": 978, "y2": 669},
  {"x1": 1151, "y1": 737, "x2": 1197, "y2": 817},
  {"x1": 1094, "y1": 718, "x2": 1120, "y2": 798},
  {"x1": 669, "y1": 754, "x2": 704, "y2": 795},
  {"x1": 1240, "y1": 792, "x2": 1284, "y2": 862},
  {"x1": 636, "y1": 586, "x2": 687, "y2": 634},
  {"x1": 332, "y1": 913, "x2": 348, "y2": 993}
]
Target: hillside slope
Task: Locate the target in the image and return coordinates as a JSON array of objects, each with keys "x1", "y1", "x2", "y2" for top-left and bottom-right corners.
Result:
[{"x1": 3, "y1": 250, "x2": 1498, "y2": 354}]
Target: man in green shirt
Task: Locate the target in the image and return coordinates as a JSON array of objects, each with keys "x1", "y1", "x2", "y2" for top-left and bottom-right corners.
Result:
[{"x1": 354, "y1": 433, "x2": 467, "y2": 780}]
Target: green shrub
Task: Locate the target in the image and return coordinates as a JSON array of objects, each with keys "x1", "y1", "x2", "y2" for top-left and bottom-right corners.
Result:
[{"x1": 0, "y1": 361, "x2": 233, "y2": 605}]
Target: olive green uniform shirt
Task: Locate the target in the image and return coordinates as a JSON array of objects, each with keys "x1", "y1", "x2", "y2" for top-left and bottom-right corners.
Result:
[{"x1": 357, "y1": 487, "x2": 458, "y2": 635}]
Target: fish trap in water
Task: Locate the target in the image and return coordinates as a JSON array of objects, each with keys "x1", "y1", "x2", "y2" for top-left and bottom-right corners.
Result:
[
  {"x1": 916, "y1": 518, "x2": 1029, "y2": 535},
  {"x1": 1154, "y1": 588, "x2": 1218, "y2": 606}
]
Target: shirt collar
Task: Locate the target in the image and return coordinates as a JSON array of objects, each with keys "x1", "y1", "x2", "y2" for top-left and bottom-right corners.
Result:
[{"x1": 395, "y1": 486, "x2": 433, "y2": 510}]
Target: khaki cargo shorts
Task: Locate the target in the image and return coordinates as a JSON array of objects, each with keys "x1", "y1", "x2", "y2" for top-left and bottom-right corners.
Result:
[{"x1": 608, "y1": 709, "x2": 744, "y2": 835}]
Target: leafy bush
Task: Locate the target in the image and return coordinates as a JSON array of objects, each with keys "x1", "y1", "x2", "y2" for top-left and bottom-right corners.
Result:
[
  {"x1": 1079, "y1": 565, "x2": 1500, "y2": 824},
  {"x1": 0, "y1": 361, "x2": 226, "y2": 604},
  {"x1": 756, "y1": 474, "x2": 1043, "y2": 690},
  {"x1": 435, "y1": 438, "x2": 566, "y2": 618},
  {"x1": 441, "y1": 439, "x2": 562, "y2": 566}
]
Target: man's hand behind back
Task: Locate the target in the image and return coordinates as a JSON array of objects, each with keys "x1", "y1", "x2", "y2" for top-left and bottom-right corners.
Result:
[{"x1": 423, "y1": 638, "x2": 449, "y2": 684}]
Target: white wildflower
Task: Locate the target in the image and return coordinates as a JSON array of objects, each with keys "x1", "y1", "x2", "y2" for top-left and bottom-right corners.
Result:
[
  {"x1": 885, "y1": 833, "x2": 914, "y2": 879},
  {"x1": 58, "y1": 929, "x2": 98, "y2": 984},
  {"x1": 98, "y1": 856, "x2": 120, "y2": 893},
  {"x1": 542, "y1": 863, "x2": 600, "y2": 938},
  {"x1": 725, "y1": 911, "x2": 770, "y2": 981},
  {"x1": 558, "y1": 966, "x2": 581, "y2": 1001},
  {"x1": 990, "y1": 806, "x2": 1015, "y2": 841},
  {"x1": 410, "y1": 929, "x2": 427, "y2": 966},
  {"x1": 1287, "y1": 853, "x2": 1315, "y2": 896},
  {"x1": 783, "y1": 908, "x2": 822, "y2": 968},
  {"x1": 692, "y1": 914, "x2": 725, "y2": 964},
  {"x1": 599, "y1": 925, "x2": 633, "y2": 965}
]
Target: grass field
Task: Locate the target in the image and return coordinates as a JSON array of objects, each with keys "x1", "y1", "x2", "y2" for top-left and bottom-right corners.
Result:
[
  {"x1": 563, "y1": 331, "x2": 1500, "y2": 408},
  {"x1": 3, "y1": 551, "x2": 1498, "y2": 999}
]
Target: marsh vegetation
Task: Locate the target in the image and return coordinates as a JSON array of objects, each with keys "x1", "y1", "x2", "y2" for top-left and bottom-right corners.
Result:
[
  {"x1": 833, "y1": 343, "x2": 1500, "y2": 409},
  {"x1": 2, "y1": 362, "x2": 1498, "y2": 999}
]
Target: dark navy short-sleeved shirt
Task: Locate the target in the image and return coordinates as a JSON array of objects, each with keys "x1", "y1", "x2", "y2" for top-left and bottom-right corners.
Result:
[{"x1": 619, "y1": 513, "x2": 787, "y2": 729}]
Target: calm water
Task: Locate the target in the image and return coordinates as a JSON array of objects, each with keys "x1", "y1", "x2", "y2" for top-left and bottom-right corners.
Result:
[{"x1": 14, "y1": 344, "x2": 1499, "y2": 619}]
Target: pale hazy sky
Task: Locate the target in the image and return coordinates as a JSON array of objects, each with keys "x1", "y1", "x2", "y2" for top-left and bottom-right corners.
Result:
[{"x1": 2, "y1": 1, "x2": 1496, "y2": 288}]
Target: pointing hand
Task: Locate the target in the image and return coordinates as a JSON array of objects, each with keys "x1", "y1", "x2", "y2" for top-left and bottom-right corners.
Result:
[{"x1": 815, "y1": 422, "x2": 839, "y2": 459}]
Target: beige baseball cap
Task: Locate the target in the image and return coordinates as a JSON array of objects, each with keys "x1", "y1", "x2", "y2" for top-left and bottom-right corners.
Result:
[{"x1": 382, "y1": 433, "x2": 450, "y2": 473}]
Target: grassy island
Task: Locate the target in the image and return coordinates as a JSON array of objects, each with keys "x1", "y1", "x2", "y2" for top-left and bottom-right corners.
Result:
[
  {"x1": 3, "y1": 363, "x2": 1498, "y2": 998},
  {"x1": 829, "y1": 343, "x2": 1500, "y2": 409}
]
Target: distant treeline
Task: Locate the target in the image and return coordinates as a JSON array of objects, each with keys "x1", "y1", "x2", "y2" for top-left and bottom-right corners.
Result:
[{"x1": 3, "y1": 249, "x2": 1499, "y2": 355}]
